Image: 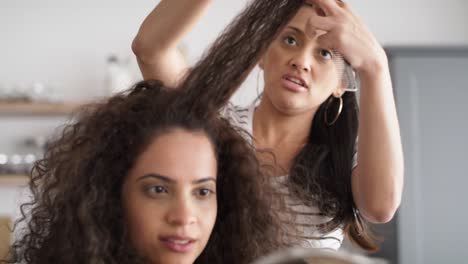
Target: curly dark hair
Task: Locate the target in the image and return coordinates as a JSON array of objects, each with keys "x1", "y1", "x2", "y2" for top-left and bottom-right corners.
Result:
[
  {"x1": 176, "y1": 0, "x2": 377, "y2": 251},
  {"x1": 6, "y1": 80, "x2": 287, "y2": 264}
]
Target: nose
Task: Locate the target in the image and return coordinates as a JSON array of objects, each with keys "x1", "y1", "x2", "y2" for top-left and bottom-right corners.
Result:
[
  {"x1": 289, "y1": 50, "x2": 311, "y2": 72},
  {"x1": 166, "y1": 197, "x2": 197, "y2": 226}
]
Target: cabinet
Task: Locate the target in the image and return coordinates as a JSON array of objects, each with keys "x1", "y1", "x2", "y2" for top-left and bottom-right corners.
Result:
[{"x1": 387, "y1": 47, "x2": 468, "y2": 264}]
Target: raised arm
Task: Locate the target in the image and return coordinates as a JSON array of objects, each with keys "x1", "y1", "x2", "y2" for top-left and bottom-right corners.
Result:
[
  {"x1": 307, "y1": 0, "x2": 404, "y2": 224},
  {"x1": 132, "y1": 0, "x2": 213, "y2": 85}
]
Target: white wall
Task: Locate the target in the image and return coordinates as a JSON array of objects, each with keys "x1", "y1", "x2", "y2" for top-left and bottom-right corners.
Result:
[
  {"x1": 1, "y1": 0, "x2": 467, "y2": 102},
  {"x1": 350, "y1": 0, "x2": 468, "y2": 46},
  {"x1": 1, "y1": 0, "x2": 467, "y2": 228}
]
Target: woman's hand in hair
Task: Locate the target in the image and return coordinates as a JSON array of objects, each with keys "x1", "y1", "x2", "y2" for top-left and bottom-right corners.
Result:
[
  {"x1": 307, "y1": 0, "x2": 404, "y2": 224},
  {"x1": 305, "y1": 0, "x2": 388, "y2": 76}
]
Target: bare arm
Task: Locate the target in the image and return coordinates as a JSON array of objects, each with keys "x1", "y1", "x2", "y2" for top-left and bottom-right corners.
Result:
[
  {"x1": 132, "y1": 0, "x2": 213, "y2": 86},
  {"x1": 308, "y1": 0, "x2": 404, "y2": 223},
  {"x1": 351, "y1": 57, "x2": 404, "y2": 224}
]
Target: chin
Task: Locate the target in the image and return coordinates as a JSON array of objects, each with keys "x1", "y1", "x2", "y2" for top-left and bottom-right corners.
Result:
[
  {"x1": 264, "y1": 88, "x2": 310, "y2": 114},
  {"x1": 272, "y1": 96, "x2": 313, "y2": 116},
  {"x1": 154, "y1": 256, "x2": 195, "y2": 264}
]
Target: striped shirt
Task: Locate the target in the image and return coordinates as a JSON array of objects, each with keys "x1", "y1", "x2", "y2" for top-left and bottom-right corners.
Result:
[{"x1": 221, "y1": 102, "x2": 358, "y2": 251}]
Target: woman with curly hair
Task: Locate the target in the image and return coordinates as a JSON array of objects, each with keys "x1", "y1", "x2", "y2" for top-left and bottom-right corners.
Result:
[
  {"x1": 6, "y1": 81, "x2": 286, "y2": 264},
  {"x1": 133, "y1": 0, "x2": 404, "y2": 252}
]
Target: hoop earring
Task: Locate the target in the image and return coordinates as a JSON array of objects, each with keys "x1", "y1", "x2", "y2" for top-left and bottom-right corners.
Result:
[{"x1": 324, "y1": 96, "x2": 343, "y2": 126}]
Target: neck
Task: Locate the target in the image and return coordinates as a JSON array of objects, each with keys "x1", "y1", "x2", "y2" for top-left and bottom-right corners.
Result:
[{"x1": 253, "y1": 96, "x2": 316, "y2": 149}]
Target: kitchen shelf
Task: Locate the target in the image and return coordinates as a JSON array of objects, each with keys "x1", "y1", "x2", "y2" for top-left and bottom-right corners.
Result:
[
  {"x1": 0, "y1": 175, "x2": 29, "y2": 187},
  {"x1": 0, "y1": 102, "x2": 85, "y2": 116}
]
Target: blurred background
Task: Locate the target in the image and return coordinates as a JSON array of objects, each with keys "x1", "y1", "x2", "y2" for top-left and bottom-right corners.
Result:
[{"x1": 1, "y1": 0, "x2": 467, "y2": 263}]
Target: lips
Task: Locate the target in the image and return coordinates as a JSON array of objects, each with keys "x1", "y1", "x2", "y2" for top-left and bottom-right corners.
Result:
[
  {"x1": 160, "y1": 236, "x2": 196, "y2": 253},
  {"x1": 283, "y1": 73, "x2": 308, "y2": 88},
  {"x1": 281, "y1": 73, "x2": 309, "y2": 92}
]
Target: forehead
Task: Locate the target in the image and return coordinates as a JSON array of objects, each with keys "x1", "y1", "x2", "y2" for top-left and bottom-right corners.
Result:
[
  {"x1": 282, "y1": 6, "x2": 328, "y2": 39},
  {"x1": 129, "y1": 129, "x2": 217, "y2": 182},
  {"x1": 286, "y1": 5, "x2": 315, "y2": 29}
]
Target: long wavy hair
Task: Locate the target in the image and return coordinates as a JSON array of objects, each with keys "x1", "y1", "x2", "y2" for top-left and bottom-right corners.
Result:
[
  {"x1": 6, "y1": 80, "x2": 287, "y2": 264},
  {"x1": 176, "y1": 0, "x2": 377, "y2": 250}
]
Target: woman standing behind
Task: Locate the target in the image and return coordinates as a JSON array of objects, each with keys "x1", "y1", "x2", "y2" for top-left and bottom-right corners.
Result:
[{"x1": 132, "y1": 0, "x2": 404, "y2": 251}]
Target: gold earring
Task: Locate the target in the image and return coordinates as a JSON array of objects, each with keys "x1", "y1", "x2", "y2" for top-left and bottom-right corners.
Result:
[{"x1": 324, "y1": 96, "x2": 343, "y2": 126}]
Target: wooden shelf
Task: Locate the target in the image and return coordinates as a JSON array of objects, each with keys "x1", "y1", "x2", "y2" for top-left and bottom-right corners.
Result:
[
  {"x1": 0, "y1": 175, "x2": 29, "y2": 187},
  {"x1": 0, "y1": 102, "x2": 85, "y2": 115}
]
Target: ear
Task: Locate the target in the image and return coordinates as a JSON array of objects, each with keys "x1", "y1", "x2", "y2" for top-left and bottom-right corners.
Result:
[
  {"x1": 333, "y1": 73, "x2": 351, "y2": 97},
  {"x1": 258, "y1": 58, "x2": 264, "y2": 70},
  {"x1": 332, "y1": 85, "x2": 346, "y2": 98}
]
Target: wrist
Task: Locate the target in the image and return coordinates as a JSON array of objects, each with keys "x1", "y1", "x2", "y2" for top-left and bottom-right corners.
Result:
[{"x1": 358, "y1": 50, "x2": 389, "y2": 79}]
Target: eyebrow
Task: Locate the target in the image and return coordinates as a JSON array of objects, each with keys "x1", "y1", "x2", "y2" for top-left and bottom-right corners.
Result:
[
  {"x1": 285, "y1": 26, "x2": 304, "y2": 35},
  {"x1": 137, "y1": 173, "x2": 216, "y2": 184}
]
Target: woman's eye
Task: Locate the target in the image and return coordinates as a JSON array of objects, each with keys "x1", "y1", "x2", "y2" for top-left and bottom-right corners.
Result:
[
  {"x1": 283, "y1": 36, "x2": 297, "y2": 46},
  {"x1": 148, "y1": 185, "x2": 167, "y2": 195},
  {"x1": 319, "y1": 49, "x2": 333, "y2": 60},
  {"x1": 195, "y1": 188, "x2": 214, "y2": 199}
]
